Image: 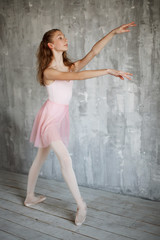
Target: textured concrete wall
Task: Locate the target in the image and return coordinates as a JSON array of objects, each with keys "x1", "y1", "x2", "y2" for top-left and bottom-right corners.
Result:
[{"x1": 0, "y1": 0, "x2": 160, "y2": 200}]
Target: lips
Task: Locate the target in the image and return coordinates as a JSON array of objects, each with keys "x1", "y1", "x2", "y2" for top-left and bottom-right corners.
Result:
[{"x1": 64, "y1": 44, "x2": 68, "y2": 46}]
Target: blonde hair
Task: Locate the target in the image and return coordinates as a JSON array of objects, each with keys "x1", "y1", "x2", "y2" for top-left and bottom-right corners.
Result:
[{"x1": 36, "y1": 29, "x2": 74, "y2": 86}]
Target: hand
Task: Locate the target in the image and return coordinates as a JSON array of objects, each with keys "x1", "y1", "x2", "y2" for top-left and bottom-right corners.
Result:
[
  {"x1": 107, "y1": 69, "x2": 133, "y2": 81},
  {"x1": 113, "y1": 21, "x2": 136, "y2": 34}
]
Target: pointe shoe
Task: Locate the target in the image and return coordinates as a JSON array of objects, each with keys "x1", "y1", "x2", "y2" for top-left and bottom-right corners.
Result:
[
  {"x1": 75, "y1": 201, "x2": 87, "y2": 226},
  {"x1": 24, "y1": 195, "x2": 46, "y2": 207}
]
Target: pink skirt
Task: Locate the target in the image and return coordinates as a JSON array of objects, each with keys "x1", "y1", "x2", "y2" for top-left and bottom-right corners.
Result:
[{"x1": 29, "y1": 99, "x2": 70, "y2": 148}]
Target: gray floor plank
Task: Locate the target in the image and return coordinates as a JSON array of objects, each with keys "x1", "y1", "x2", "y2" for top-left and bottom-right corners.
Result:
[
  {"x1": 0, "y1": 208, "x2": 127, "y2": 240},
  {"x1": 1, "y1": 177, "x2": 160, "y2": 225},
  {"x1": 1, "y1": 178, "x2": 158, "y2": 229},
  {"x1": 0, "y1": 169, "x2": 160, "y2": 240},
  {"x1": 0, "y1": 188, "x2": 160, "y2": 240},
  {"x1": 0, "y1": 171, "x2": 159, "y2": 217},
  {"x1": 1, "y1": 169, "x2": 160, "y2": 209},
  {"x1": 1, "y1": 170, "x2": 160, "y2": 210},
  {"x1": 0, "y1": 230, "x2": 24, "y2": 240},
  {"x1": 0, "y1": 218, "x2": 60, "y2": 240},
  {"x1": 0, "y1": 186, "x2": 160, "y2": 237}
]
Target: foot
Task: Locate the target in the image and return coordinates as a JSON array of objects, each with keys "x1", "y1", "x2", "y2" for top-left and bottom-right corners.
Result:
[
  {"x1": 24, "y1": 194, "x2": 46, "y2": 207},
  {"x1": 75, "y1": 201, "x2": 87, "y2": 226}
]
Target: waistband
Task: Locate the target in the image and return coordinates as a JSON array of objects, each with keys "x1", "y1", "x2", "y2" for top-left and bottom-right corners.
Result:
[{"x1": 47, "y1": 99, "x2": 69, "y2": 107}]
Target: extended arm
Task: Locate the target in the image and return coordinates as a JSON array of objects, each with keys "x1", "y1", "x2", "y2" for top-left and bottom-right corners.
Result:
[
  {"x1": 92, "y1": 30, "x2": 115, "y2": 56},
  {"x1": 44, "y1": 68, "x2": 109, "y2": 81},
  {"x1": 73, "y1": 34, "x2": 115, "y2": 72},
  {"x1": 43, "y1": 68, "x2": 133, "y2": 84},
  {"x1": 92, "y1": 21, "x2": 136, "y2": 55},
  {"x1": 73, "y1": 30, "x2": 115, "y2": 72},
  {"x1": 74, "y1": 21, "x2": 136, "y2": 71}
]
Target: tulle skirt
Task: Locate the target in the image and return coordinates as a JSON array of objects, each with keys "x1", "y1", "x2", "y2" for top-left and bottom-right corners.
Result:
[{"x1": 29, "y1": 99, "x2": 70, "y2": 148}]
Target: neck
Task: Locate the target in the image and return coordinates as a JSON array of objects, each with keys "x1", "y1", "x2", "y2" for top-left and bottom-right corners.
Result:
[{"x1": 50, "y1": 49, "x2": 64, "y2": 68}]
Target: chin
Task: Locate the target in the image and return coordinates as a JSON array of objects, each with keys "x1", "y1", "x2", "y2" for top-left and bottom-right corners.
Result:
[{"x1": 63, "y1": 47, "x2": 68, "y2": 52}]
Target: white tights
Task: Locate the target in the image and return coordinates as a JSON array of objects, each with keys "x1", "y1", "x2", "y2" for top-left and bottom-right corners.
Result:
[{"x1": 25, "y1": 140, "x2": 84, "y2": 208}]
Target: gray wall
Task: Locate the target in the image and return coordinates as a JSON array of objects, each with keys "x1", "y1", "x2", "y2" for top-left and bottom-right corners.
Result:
[{"x1": 0, "y1": 0, "x2": 160, "y2": 200}]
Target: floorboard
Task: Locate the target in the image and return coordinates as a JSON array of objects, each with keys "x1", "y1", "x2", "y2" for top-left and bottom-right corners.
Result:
[{"x1": 0, "y1": 169, "x2": 160, "y2": 240}]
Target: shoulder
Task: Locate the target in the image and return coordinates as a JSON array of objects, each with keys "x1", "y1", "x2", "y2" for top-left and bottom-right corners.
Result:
[
  {"x1": 44, "y1": 67, "x2": 56, "y2": 75},
  {"x1": 43, "y1": 68, "x2": 56, "y2": 85}
]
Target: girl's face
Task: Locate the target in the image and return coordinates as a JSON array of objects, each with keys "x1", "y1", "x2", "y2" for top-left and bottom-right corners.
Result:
[{"x1": 52, "y1": 31, "x2": 68, "y2": 52}]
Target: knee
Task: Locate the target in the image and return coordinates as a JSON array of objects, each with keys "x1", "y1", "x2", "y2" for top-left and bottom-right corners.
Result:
[{"x1": 60, "y1": 154, "x2": 73, "y2": 171}]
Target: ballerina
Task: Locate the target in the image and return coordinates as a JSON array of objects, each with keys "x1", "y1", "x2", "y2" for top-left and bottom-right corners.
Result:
[{"x1": 24, "y1": 21, "x2": 136, "y2": 226}]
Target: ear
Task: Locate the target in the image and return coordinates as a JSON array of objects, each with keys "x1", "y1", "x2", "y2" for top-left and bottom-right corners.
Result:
[{"x1": 48, "y1": 42, "x2": 54, "y2": 49}]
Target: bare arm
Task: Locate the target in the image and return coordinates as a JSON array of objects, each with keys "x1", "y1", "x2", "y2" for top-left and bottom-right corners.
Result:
[
  {"x1": 73, "y1": 50, "x2": 96, "y2": 72},
  {"x1": 73, "y1": 22, "x2": 136, "y2": 71},
  {"x1": 92, "y1": 21, "x2": 136, "y2": 55},
  {"x1": 92, "y1": 30, "x2": 116, "y2": 55},
  {"x1": 44, "y1": 68, "x2": 133, "y2": 83},
  {"x1": 73, "y1": 32, "x2": 116, "y2": 72},
  {"x1": 44, "y1": 68, "x2": 109, "y2": 81},
  {"x1": 73, "y1": 30, "x2": 116, "y2": 72}
]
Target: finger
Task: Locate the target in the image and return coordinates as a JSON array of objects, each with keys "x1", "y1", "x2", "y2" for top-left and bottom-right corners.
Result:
[
  {"x1": 126, "y1": 21, "x2": 136, "y2": 26},
  {"x1": 123, "y1": 24, "x2": 136, "y2": 30},
  {"x1": 123, "y1": 22, "x2": 136, "y2": 27},
  {"x1": 127, "y1": 24, "x2": 136, "y2": 27},
  {"x1": 126, "y1": 73, "x2": 133, "y2": 75},
  {"x1": 123, "y1": 30, "x2": 130, "y2": 32},
  {"x1": 125, "y1": 75, "x2": 132, "y2": 80},
  {"x1": 118, "y1": 75, "x2": 124, "y2": 80},
  {"x1": 121, "y1": 73, "x2": 132, "y2": 80},
  {"x1": 119, "y1": 23, "x2": 132, "y2": 29},
  {"x1": 121, "y1": 72, "x2": 133, "y2": 75},
  {"x1": 128, "y1": 23, "x2": 136, "y2": 27}
]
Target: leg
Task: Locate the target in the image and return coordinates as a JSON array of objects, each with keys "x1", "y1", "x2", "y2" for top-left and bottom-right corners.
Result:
[
  {"x1": 24, "y1": 146, "x2": 51, "y2": 206},
  {"x1": 50, "y1": 140, "x2": 87, "y2": 225}
]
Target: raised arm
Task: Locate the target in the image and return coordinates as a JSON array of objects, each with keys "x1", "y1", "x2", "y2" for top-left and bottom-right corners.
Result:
[
  {"x1": 92, "y1": 21, "x2": 136, "y2": 55},
  {"x1": 73, "y1": 21, "x2": 136, "y2": 71}
]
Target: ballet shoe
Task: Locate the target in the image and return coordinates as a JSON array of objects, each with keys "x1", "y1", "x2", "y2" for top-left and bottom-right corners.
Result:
[
  {"x1": 24, "y1": 195, "x2": 46, "y2": 207},
  {"x1": 75, "y1": 201, "x2": 87, "y2": 226}
]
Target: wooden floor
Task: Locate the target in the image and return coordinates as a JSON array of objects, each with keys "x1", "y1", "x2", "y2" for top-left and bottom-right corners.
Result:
[{"x1": 0, "y1": 170, "x2": 160, "y2": 240}]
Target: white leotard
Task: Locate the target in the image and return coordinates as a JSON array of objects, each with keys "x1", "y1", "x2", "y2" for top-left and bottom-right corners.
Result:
[{"x1": 46, "y1": 80, "x2": 73, "y2": 105}]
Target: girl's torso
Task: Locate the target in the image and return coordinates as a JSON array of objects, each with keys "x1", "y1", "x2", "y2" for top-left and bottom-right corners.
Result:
[{"x1": 45, "y1": 65, "x2": 74, "y2": 105}]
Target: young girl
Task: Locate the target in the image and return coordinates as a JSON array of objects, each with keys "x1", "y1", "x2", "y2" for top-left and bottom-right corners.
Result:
[{"x1": 24, "y1": 21, "x2": 136, "y2": 226}]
